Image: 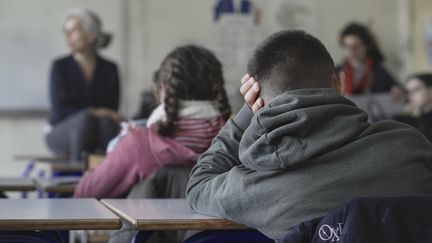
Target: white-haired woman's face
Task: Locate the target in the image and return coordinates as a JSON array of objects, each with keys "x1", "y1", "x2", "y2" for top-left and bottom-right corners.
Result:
[{"x1": 63, "y1": 17, "x2": 96, "y2": 53}]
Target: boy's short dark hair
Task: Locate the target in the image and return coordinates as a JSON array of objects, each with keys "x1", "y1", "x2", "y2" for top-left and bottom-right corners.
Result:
[{"x1": 247, "y1": 30, "x2": 336, "y2": 100}]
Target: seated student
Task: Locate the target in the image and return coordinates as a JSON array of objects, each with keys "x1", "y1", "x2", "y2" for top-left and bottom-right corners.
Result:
[
  {"x1": 74, "y1": 45, "x2": 231, "y2": 198},
  {"x1": 395, "y1": 73, "x2": 432, "y2": 142},
  {"x1": 336, "y1": 22, "x2": 401, "y2": 96},
  {"x1": 45, "y1": 8, "x2": 121, "y2": 162},
  {"x1": 186, "y1": 30, "x2": 432, "y2": 240}
]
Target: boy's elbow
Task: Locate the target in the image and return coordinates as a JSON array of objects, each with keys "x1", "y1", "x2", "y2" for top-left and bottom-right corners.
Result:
[
  {"x1": 186, "y1": 172, "x2": 203, "y2": 211},
  {"x1": 186, "y1": 165, "x2": 217, "y2": 214},
  {"x1": 186, "y1": 170, "x2": 229, "y2": 219}
]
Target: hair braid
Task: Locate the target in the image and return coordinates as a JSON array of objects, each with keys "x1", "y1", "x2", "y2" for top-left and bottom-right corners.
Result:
[
  {"x1": 205, "y1": 52, "x2": 232, "y2": 121},
  {"x1": 156, "y1": 58, "x2": 186, "y2": 136},
  {"x1": 155, "y1": 45, "x2": 231, "y2": 136}
]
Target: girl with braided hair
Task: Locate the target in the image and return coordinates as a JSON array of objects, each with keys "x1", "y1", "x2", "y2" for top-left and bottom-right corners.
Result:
[{"x1": 75, "y1": 45, "x2": 231, "y2": 198}]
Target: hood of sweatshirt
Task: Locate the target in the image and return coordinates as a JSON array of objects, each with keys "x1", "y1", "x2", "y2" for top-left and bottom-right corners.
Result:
[{"x1": 239, "y1": 88, "x2": 370, "y2": 171}]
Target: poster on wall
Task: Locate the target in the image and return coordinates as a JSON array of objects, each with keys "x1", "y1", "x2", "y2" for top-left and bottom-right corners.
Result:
[
  {"x1": 212, "y1": 0, "x2": 264, "y2": 67},
  {"x1": 274, "y1": 0, "x2": 319, "y2": 34},
  {"x1": 212, "y1": 0, "x2": 319, "y2": 67}
]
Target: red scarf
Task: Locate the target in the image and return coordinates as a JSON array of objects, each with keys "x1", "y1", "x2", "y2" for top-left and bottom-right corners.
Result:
[{"x1": 343, "y1": 58, "x2": 374, "y2": 95}]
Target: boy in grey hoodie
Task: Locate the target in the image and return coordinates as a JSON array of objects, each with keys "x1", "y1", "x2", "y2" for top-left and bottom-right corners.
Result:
[{"x1": 186, "y1": 30, "x2": 432, "y2": 240}]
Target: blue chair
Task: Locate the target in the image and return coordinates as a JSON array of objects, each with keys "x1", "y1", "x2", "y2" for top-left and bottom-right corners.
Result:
[
  {"x1": 21, "y1": 159, "x2": 83, "y2": 198},
  {"x1": 182, "y1": 230, "x2": 274, "y2": 243}
]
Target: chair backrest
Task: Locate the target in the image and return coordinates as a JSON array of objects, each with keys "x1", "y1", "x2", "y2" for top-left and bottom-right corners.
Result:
[
  {"x1": 110, "y1": 165, "x2": 194, "y2": 243},
  {"x1": 127, "y1": 165, "x2": 193, "y2": 199}
]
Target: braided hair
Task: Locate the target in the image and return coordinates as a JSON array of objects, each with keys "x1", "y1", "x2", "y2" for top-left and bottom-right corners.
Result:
[{"x1": 156, "y1": 45, "x2": 231, "y2": 136}]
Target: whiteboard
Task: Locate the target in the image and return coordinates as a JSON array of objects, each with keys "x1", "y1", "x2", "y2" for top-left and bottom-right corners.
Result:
[{"x1": 0, "y1": 0, "x2": 125, "y2": 110}]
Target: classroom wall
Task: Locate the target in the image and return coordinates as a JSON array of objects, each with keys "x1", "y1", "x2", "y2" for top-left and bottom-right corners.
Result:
[
  {"x1": 0, "y1": 0, "x2": 126, "y2": 176},
  {"x1": 412, "y1": 0, "x2": 432, "y2": 72},
  {"x1": 0, "y1": 118, "x2": 49, "y2": 176},
  {"x1": 123, "y1": 0, "x2": 409, "y2": 117},
  {"x1": 0, "y1": 0, "x2": 126, "y2": 111},
  {"x1": 0, "y1": 0, "x2": 414, "y2": 177}
]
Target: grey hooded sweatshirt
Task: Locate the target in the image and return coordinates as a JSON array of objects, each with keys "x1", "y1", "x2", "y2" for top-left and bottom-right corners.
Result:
[{"x1": 186, "y1": 88, "x2": 432, "y2": 239}]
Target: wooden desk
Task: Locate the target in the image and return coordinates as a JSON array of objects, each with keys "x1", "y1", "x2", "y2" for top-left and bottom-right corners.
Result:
[
  {"x1": 35, "y1": 177, "x2": 80, "y2": 194},
  {"x1": 0, "y1": 199, "x2": 121, "y2": 230},
  {"x1": 33, "y1": 161, "x2": 84, "y2": 174},
  {"x1": 101, "y1": 199, "x2": 248, "y2": 231},
  {"x1": 14, "y1": 154, "x2": 69, "y2": 162},
  {"x1": 86, "y1": 154, "x2": 106, "y2": 170},
  {"x1": 0, "y1": 177, "x2": 35, "y2": 192}
]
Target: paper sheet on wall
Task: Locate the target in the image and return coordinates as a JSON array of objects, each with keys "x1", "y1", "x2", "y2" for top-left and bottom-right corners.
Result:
[
  {"x1": 274, "y1": 0, "x2": 319, "y2": 34},
  {"x1": 212, "y1": 0, "x2": 319, "y2": 67},
  {"x1": 214, "y1": 15, "x2": 264, "y2": 67}
]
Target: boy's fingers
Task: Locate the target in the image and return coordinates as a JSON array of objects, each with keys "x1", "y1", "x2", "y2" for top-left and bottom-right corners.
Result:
[
  {"x1": 241, "y1": 73, "x2": 250, "y2": 84},
  {"x1": 240, "y1": 77, "x2": 255, "y2": 95},
  {"x1": 244, "y1": 82, "x2": 260, "y2": 106},
  {"x1": 251, "y1": 98, "x2": 264, "y2": 113}
]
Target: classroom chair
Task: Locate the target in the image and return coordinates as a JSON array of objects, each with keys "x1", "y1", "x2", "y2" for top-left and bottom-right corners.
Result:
[
  {"x1": 109, "y1": 165, "x2": 193, "y2": 243},
  {"x1": 20, "y1": 156, "x2": 83, "y2": 198}
]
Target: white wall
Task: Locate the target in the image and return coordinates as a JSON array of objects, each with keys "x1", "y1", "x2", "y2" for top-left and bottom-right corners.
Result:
[
  {"x1": 0, "y1": 0, "x2": 413, "y2": 177},
  {"x1": 0, "y1": 118, "x2": 49, "y2": 176},
  {"x1": 412, "y1": 0, "x2": 432, "y2": 72},
  {"x1": 0, "y1": 0, "x2": 125, "y2": 110},
  {"x1": 123, "y1": 0, "x2": 408, "y2": 117},
  {"x1": 0, "y1": 0, "x2": 412, "y2": 114}
]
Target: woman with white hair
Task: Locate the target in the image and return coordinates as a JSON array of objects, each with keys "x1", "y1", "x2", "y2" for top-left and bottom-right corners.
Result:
[{"x1": 45, "y1": 8, "x2": 121, "y2": 162}]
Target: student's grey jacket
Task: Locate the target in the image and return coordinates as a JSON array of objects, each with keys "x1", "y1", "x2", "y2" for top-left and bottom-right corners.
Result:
[{"x1": 186, "y1": 88, "x2": 432, "y2": 240}]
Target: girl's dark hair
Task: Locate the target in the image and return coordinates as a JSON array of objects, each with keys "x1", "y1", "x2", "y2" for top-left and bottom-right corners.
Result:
[
  {"x1": 339, "y1": 22, "x2": 385, "y2": 63},
  {"x1": 156, "y1": 45, "x2": 231, "y2": 136},
  {"x1": 408, "y1": 73, "x2": 432, "y2": 87},
  {"x1": 133, "y1": 90, "x2": 158, "y2": 119}
]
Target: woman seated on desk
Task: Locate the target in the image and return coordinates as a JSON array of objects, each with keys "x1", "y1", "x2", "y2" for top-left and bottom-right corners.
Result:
[
  {"x1": 337, "y1": 22, "x2": 401, "y2": 96},
  {"x1": 395, "y1": 73, "x2": 432, "y2": 142},
  {"x1": 74, "y1": 45, "x2": 231, "y2": 198},
  {"x1": 45, "y1": 8, "x2": 121, "y2": 162}
]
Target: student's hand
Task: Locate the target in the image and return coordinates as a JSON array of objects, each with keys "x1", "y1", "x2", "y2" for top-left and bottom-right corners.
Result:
[{"x1": 240, "y1": 74, "x2": 264, "y2": 113}]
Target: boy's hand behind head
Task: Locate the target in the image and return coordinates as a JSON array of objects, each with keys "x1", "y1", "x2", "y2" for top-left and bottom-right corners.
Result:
[{"x1": 240, "y1": 74, "x2": 264, "y2": 113}]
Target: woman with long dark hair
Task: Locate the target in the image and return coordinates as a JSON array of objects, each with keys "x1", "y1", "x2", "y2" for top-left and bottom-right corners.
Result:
[{"x1": 337, "y1": 22, "x2": 400, "y2": 95}]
